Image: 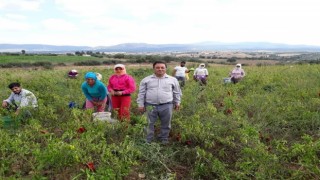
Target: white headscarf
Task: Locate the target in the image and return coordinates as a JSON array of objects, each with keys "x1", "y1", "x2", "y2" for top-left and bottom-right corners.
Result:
[
  {"x1": 113, "y1": 64, "x2": 127, "y2": 75},
  {"x1": 96, "y1": 73, "x2": 102, "y2": 80},
  {"x1": 199, "y1": 63, "x2": 206, "y2": 68},
  {"x1": 236, "y1": 64, "x2": 242, "y2": 69}
]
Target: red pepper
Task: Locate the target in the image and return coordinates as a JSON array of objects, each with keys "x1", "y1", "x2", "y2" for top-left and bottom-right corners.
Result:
[
  {"x1": 225, "y1": 108, "x2": 232, "y2": 115},
  {"x1": 86, "y1": 162, "x2": 95, "y2": 172},
  {"x1": 77, "y1": 127, "x2": 86, "y2": 133},
  {"x1": 185, "y1": 140, "x2": 192, "y2": 145}
]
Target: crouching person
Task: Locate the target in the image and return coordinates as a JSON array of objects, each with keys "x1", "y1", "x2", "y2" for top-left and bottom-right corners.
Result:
[
  {"x1": 2, "y1": 82, "x2": 38, "y2": 118},
  {"x1": 68, "y1": 69, "x2": 79, "y2": 78},
  {"x1": 229, "y1": 64, "x2": 245, "y2": 84},
  {"x1": 81, "y1": 72, "x2": 108, "y2": 112}
]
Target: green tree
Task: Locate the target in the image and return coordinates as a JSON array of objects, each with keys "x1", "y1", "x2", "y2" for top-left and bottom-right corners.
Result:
[
  {"x1": 227, "y1": 57, "x2": 237, "y2": 63},
  {"x1": 114, "y1": 53, "x2": 125, "y2": 59}
]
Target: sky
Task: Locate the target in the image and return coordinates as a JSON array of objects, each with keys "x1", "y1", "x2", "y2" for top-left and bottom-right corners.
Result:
[{"x1": 0, "y1": 0, "x2": 320, "y2": 47}]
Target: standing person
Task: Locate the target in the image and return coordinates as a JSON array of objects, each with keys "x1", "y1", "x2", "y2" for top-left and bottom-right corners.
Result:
[
  {"x1": 194, "y1": 63, "x2": 209, "y2": 85},
  {"x1": 229, "y1": 63, "x2": 245, "y2": 84},
  {"x1": 172, "y1": 61, "x2": 190, "y2": 87},
  {"x1": 137, "y1": 61, "x2": 182, "y2": 144},
  {"x1": 2, "y1": 82, "x2": 38, "y2": 116},
  {"x1": 81, "y1": 72, "x2": 108, "y2": 112},
  {"x1": 68, "y1": 69, "x2": 78, "y2": 78},
  {"x1": 107, "y1": 64, "x2": 136, "y2": 121}
]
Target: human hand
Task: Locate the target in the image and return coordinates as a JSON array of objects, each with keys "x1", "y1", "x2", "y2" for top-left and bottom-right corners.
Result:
[
  {"x1": 96, "y1": 101, "x2": 103, "y2": 106},
  {"x1": 115, "y1": 91, "x2": 123, "y2": 96},
  {"x1": 2, "y1": 101, "x2": 8, "y2": 108},
  {"x1": 174, "y1": 104, "x2": 180, "y2": 111},
  {"x1": 110, "y1": 90, "x2": 115, "y2": 96},
  {"x1": 13, "y1": 109, "x2": 20, "y2": 116},
  {"x1": 138, "y1": 107, "x2": 145, "y2": 113},
  {"x1": 92, "y1": 101, "x2": 102, "y2": 106}
]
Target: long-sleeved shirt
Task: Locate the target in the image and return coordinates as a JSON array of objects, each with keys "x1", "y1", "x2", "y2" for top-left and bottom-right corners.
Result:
[
  {"x1": 81, "y1": 80, "x2": 107, "y2": 101},
  {"x1": 3, "y1": 89, "x2": 38, "y2": 109},
  {"x1": 137, "y1": 74, "x2": 182, "y2": 107},
  {"x1": 229, "y1": 68, "x2": 245, "y2": 78},
  {"x1": 194, "y1": 68, "x2": 208, "y2": 76},
  {"x1": 107, "y1": 74, "x2": 136, "y2": 95}
]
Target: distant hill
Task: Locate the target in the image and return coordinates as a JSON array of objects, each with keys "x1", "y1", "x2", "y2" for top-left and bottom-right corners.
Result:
[
  {"x1": 0, "y1": 42, "x2": 320, "y2": 53},
  {"x1": 0, "y1": 44, "x2": 91, "y2": 53}
]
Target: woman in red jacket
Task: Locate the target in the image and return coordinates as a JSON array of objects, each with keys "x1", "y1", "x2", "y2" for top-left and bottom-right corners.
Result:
[{"x1": 107, "y1": 64, "x2": 136, "y2": 121}]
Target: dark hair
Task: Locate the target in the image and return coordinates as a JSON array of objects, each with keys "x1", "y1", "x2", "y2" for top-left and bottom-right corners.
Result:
[
  {"x1": 181, "y1": 61, "x2": 186, "y2": 64},
  {"x1": 8, "y1": 82, "x2": 21, "y2": 89},
  {"x1": 153, "y1": 61, "x2": 167, "y2": 68}
]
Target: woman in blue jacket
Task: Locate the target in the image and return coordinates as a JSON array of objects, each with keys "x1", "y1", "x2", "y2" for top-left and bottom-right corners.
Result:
[{"x1": 81, "y1": 72, "x2": 108, "y2": 112}]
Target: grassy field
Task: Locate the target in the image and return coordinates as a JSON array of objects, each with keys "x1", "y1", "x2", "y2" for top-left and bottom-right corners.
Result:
[
  {"x1": 0, "y1": 63, "x2": 320, "y2": 179},
  {"x1": 0, "y1": 55, "x2": 102, "y2": 64}
]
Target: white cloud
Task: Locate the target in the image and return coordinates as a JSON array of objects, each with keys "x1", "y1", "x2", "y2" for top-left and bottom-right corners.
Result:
[
  {"x1": 1, "y1": 0, "x2": 320, "y2": 46},
  {"x1": 41, "y1": 18, "x2": 77, "y2": 31},
  {"x1": 0, "y1": 0, "x2": 43, "y2": 11},
  {"x1": 4, "y1": 13, "x2": 27, "y2": 20},
  {"x1": 0, "y1": 16, "x2": 32, "y2": 31},
  {"x1": 55, "y1": 0, "x2": 112, "y2": 18}
]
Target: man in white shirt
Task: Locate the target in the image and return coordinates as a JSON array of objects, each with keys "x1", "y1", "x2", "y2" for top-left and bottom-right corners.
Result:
[
  {"x1": 2, "y1": 82, "x2": 38, "y2": 116},
  {"x1": 172, "y1": 61, "x2": 190, "y2": 87}
]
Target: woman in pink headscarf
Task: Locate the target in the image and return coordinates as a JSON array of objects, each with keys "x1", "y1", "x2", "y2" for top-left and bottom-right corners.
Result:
[{"x1": 107, "y1": 64, "x2": 136, "y2": 121}]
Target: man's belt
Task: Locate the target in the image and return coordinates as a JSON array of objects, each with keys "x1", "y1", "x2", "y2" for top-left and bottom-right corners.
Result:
[{"x1": 147, "y1": 102, "x2": 173, "y2": 106}]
